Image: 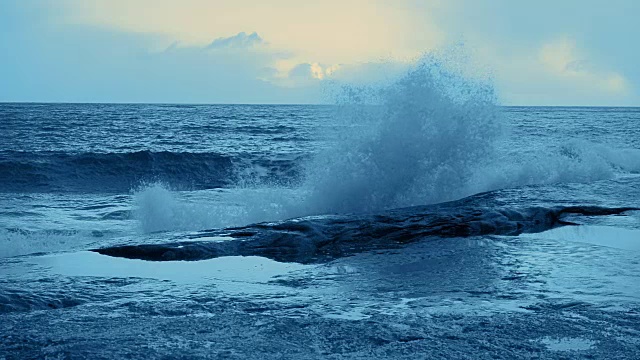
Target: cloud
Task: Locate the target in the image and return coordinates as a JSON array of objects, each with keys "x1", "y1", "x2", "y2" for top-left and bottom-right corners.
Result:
[
  {"x1": 0, "y1": 11, "x2": 323, "y2": 104},
  {"x1": 288, "y1": 63, "x2": 316, "y2": 79},
  {"x1": 539, "y1": 37, "x2": 629, "y2": 94},
  {"x1": 287, "y1": 63, "x2": 339, "y2": 81},
  {"x1": 59, "y1": 0, "x2": 444, "y2": 65},
  {"x1": 2, "y1": 0, "x2": 638, "y2": 105},
  {"x1": 420, "y1": 0, "x2": 639, "y2": 105},
  {"x1": 207, "y1": 31, "x2": 264, "y2": 50}
]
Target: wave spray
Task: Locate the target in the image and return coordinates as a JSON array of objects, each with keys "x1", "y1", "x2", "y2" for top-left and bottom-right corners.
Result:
[
  {"x1": 299, "y1": 57, "x2": 501, "y2": 214},
  {"x1": 133, "y1": 56, "x2": 640, "y2": 232}
]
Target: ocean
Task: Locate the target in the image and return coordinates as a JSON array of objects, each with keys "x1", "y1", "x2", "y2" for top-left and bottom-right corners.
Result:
[{"x1": 1, "y1": 67, "x2": 640, "y2": 358}]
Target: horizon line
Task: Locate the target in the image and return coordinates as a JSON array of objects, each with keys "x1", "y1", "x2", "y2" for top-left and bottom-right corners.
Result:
[{"x1": 1, "y1": 101, "x2": 639, "y2": 108}]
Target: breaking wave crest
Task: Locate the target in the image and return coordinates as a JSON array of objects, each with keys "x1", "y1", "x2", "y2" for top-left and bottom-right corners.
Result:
[
  {"x1": 298, "y1": 58, "x2": 640, "y2": 215},
  {"x1": 131, "y1": 57, "x2": 640, "y2": 233},
  {"x1": 0, "y1": 150, "x2": 301, "y2": 193},
  {"x1": 469, "y1": 140, "x2": 640, "y2": 195},
  {"x1": 299, "y1": 58, "x2": 501, "y2": 214}
]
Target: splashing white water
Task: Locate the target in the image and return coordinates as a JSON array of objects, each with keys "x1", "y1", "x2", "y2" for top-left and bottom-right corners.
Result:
[
  {"x1": 133, "y1": 57, "x2": 640, "y2": 232},
  {"x1": 298, "y1": 58, "x2": 501, "y2": 214},
  {"x1": 134, "y1": 183, "x2": 301, "y2": 233}
]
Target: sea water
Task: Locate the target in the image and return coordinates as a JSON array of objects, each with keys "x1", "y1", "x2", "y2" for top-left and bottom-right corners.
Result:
[{"x1": 1, "y1": 63, "x2": 640, "y2": 358}]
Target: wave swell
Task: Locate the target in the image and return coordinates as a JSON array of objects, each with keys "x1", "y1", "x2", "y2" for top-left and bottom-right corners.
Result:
[{"x1": 0, "y1": 150, "x2": 301, "y2": 193}]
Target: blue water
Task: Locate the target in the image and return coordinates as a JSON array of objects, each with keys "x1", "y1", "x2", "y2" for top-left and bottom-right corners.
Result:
[{"x1": 2, "y1": 66, "x2": 640, "y2": 358}]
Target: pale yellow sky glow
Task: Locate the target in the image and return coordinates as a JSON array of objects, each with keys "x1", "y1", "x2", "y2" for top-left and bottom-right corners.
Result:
[
  {"x1": 539, "y1": 36, "x2": 629, "y2": 94},
  {"x1": 61, "y1": 0, "x2": 444, "y2": 66},
  {"x1": 2, "y1": 0, "x2": 636, "y2": 105}
]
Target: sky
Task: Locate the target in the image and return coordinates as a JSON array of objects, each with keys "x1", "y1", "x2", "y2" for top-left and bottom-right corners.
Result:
[{"x1": 0, "y1": 0, "x2": 638, "y2": 105}]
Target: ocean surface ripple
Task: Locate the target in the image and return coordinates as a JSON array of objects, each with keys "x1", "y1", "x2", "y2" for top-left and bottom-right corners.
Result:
[{"x1": 2, "y1": 60, "x2": 640, "y2": 359}]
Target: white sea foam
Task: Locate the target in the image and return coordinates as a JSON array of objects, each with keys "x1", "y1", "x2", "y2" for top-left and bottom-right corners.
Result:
[
  {"x1": 297, "y1": 58, "x2": 640, "y2": 214},
  {"x1": 297, "y1": 57, "x2": 501, "y2": 214},
  {"x1": 133, "y1": 57, "x2": 640, "y2": 232},
  {"x1": 133, "y1": 183, "x2": 301, "y2": 233},
  {"x1": 0, "y1": 228, "x2": 84, "y2": 258}
]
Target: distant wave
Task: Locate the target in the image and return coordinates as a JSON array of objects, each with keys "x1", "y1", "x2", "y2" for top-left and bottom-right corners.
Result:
[{"x1": 0, "y1": 150, "x2": 302, "y2": 193}]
